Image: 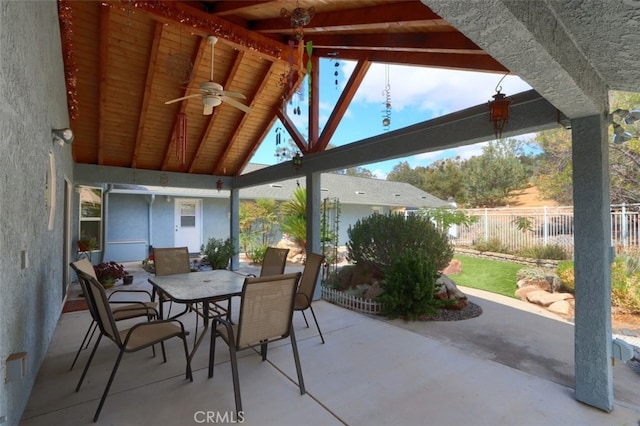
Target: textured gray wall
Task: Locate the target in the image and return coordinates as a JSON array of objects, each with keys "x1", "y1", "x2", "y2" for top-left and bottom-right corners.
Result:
[{"x1": 0, "y1": 1, "x2": 74, "y2": 423}]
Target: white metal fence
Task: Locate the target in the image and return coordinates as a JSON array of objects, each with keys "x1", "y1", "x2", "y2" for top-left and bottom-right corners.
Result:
[{"x1": 454, "y1": 203, "x2": 640, "y2": 256}]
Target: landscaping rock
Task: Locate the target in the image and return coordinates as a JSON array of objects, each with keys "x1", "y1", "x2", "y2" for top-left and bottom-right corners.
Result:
[
  {"x1": 442, "y1": 259, "x2": 462, "y2": 275},
  {"x1": 363, "y1": 282, "x2": 384, "y2": 300},
  {"x1": 515, "y1": 284, "x2": 543, "y2": 301},
  {"x1": 435, "y1": 274, "x2": 468, "y2": 310},
  {"x1": 548, "y1": 300, "x2": 572, "y2": 315},
  {"x1": 526, "y1": 290, "x2": 573, "y2": 307}
]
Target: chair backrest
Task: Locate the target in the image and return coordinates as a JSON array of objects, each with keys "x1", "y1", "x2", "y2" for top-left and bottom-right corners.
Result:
[
  {"x1": 235, "y1": 272, "x2": 301, "y2": 349},
  {"x1": 70, "y1": 260, "x2": 101, "y2": 323},
  {"x1": 75, "y1": 269, "x2": 123, "y2": 347},
  {"x1": 153, "y1": 246, "x2": 191, "y2": 276},
  {"x1": 296, "y1": 253, "x2": 325, "y2": 308},
  {"x1": 70, "y1": 257, "x2": 99, "y2": 281},
  {"x1": 260, "y1": 247, "x2": 289, "y2": 276}
]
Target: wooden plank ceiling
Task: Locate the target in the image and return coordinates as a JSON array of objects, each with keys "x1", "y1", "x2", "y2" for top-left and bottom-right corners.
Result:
[{"x1": 58, "y1": 0, "x2": 507, "y2": 178}]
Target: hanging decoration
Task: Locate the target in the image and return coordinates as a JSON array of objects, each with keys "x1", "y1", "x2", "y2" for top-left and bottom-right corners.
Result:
[
  {"x1": 488, "y1": 72, "x2": 511, "y2": 139},
  {"x1": 334, "y1": 59, "x2": 340, "y2": 90},
  {"x1": 382, "y1": 64, "x2": 392, "y2": 131},
  {"x1": 281, "y1": 1, "x2": 315, "y2": 100},
  {"x1": 175, "y1": 112, "x2": 187, "y2": 169}
]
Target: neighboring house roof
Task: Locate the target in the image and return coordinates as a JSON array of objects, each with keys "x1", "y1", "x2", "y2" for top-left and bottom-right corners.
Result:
[{"x1": 111, "y1": 163, "x2": 452, "y2": 209}]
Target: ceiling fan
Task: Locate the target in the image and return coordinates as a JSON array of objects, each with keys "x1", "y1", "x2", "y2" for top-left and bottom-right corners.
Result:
[{"x1": 165, "y1": 36, "x2": 251, "y2": 115}]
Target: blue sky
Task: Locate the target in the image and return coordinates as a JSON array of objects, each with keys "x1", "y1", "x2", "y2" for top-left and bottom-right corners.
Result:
[{"x1": 249, "y1": 60, "x2": 534, "y2": 179}]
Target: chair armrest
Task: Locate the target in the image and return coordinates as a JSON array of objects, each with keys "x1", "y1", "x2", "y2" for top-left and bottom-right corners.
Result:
[
  {"x1": 109, "y1": 301, "x2": 158, "y2": 317},
  {"x1": 108, "y1": 289, "x2": 153, "y2": 301}
]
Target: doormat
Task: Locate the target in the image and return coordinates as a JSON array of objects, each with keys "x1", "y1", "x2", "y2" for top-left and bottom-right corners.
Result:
[{"x1": 63, "y1": 299, "x2": 88, "y2": 313}]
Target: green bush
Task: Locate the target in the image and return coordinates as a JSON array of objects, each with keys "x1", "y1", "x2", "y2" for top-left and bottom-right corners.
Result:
[
  {"x1": 377, "y1": 251, "x2": 446, "y2": 320},
  {"x1": 346, "y1": 213, "x2": 453, "y2": 274},
  {"x1": 517, "y1": 244, "x2": 569, "y2": 260},
  {"x1": 246, "y1": 244, "x2": 268, "y2": 265},
  {"x1": 556, "y1": 261, "x2": 574, "y2": 292},
  {"x1": 201, "y1": 237, "x2": 236, "y2": 270},
  {"x1": 612, "y1": 257, "x2": 640, "y2": 313},
  {"x1": 472, "y1": 238, "x2": 510, "y2": 254}
]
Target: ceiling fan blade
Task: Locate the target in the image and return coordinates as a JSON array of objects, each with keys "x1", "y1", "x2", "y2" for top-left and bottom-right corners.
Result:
[
  {"x1": 219, "y1": 89, "x2": 246, "y2": 99},
  {"x1": 203, "y1": 104, "x2": 214, "y2": 115},
  {"x1": 165, "y1": 93, "x2": 202, "y2": 104},
  {"x1": 222, "y1": 96, "x2": 251, "y2": 113}
]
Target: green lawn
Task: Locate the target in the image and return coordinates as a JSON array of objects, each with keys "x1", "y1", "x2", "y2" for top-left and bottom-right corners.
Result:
[{"x1": 451, "y1": 254, "x2": 523, "y2": 298}]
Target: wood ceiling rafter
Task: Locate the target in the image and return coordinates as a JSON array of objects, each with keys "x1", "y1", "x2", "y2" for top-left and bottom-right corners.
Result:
[
  {"x1": 276, "y1": 108, "x2": 308, "y2": 154},
  {"x1": 191, "y1": 49, "x2": 246, "y2": 174},
  {"x1": 132, "y1": 22, "x2": 165, "y2": 168},
  {"x1": 313, "y1": 49, "x2": 507, "y2": 73},
  {"x1": 161, "y1": 36, "x2": 210, "y2": 171},
  {"x1": 205, "y1": 1, "x2": 272, "y2": 16},
  {"x1": 316, "y1": 58, "x2": 371, "y2": 153},
  {"x1": 127, "y1": 0, "x2": 294, "y2": 65},
  {"x1": 97, "y1": 5, "x2": 110, "y2": 165},
  {"x1": 250, "y1": 2, "x2": 444, "y2": 34},
  {"x1": 309, "y1": 33, "x2": 483, "y2": 54},
  {"x1": 213, "y1": 61, "x2": 277, "y2": 175}
]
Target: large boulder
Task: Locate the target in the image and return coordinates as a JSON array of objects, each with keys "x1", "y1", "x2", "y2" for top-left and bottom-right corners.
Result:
[
  {"x1": 442, "y1": 259, "x2": 462, "y2": 275},
  {"x1": 435, "y1": 274, "x2": 468, "y2": 310}
]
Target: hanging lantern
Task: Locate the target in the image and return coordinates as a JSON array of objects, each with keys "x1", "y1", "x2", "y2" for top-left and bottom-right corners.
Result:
[
  {"x1": 216, "y1": 179, "x2": 223, "y2": 192},
  {"x1": 488, "y1": 90, "x2": 511, "y2": 139},
  {"x1": 488, "y1": 73, "x2": 511, "y2": 139}
]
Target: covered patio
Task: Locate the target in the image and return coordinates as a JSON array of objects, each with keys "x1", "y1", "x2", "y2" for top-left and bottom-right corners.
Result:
[{"x1": 21, "y1": 263, "x2": 640, "y2": 425}]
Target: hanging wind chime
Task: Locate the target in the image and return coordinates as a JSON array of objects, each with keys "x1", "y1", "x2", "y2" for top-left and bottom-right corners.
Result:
[
  {"x1": 176, "y1": 112, "x2": 187, "y2": 170},
  {"x1": 281, "y1": 1, "x2": 314, "y2": 114},
  {"x1": 382, "y1": 64, "x2": 392, "y2": 131}
]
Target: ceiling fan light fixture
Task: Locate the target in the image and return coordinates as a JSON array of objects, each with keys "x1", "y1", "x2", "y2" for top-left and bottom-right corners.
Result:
[{"x1": 203, "y1": 95, "x2": 222, "y2": 108}]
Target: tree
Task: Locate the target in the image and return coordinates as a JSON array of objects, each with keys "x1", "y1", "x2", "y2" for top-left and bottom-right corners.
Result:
[
  {"x1": 334, "y1": 166, "x2": 375, "y2": 178},
  {"x1": 239, "y1": 198, "x2": 278, "y2": 252},
  {"x1": 463, "y1": 139, "x2": 529, "y2": 207},
  {"x1": 387, "y1": 161, "x2": 425, "y2": 189},
  {"x1": 280, "y1": 187, "x2": 308, "y2": 252},
  {"x1": 533, "y1": 128, "x2": 573, "y2": 205},
  {"x1": 421, "y1": 157, "x2": 467, "y2": 204}
]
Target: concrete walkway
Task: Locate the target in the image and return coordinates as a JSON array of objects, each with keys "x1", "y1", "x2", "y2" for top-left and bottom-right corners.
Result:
[{"x1": 21, "y1": 264, "x2": 640, "y2": 426}]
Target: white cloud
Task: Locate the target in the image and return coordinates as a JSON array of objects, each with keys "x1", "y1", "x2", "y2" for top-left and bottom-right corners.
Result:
[{"x1": 339, "y1": 61, "x2": 532, "y2": 117}]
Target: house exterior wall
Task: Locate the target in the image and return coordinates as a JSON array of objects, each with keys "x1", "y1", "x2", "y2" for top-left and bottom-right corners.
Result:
[
  {"x1": 338, "y1": 204, "x2": 390, "y2": 245},
  {"x1": 104, "y1": 194, "x2": 231, "y2": 261},
  {"x1": 0, "y1": 2, "x2": 74, "y2": 424}
]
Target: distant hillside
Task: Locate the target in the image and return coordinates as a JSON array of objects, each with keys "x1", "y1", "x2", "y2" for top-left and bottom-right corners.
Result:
[{"x1": 508, "y1": 184, "x2": 559, "y2": 207}]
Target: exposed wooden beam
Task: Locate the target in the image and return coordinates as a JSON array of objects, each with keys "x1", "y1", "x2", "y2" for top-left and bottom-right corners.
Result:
[
  {"x1": 313, "y1": 49, "x2": 508, "y2": 73},
  {"x1": 97, "y1": 5, "x2": 110, "y2": 165},
  {"x1": 161, "y1": 36, "x2": 210, "y2": 171},
  {"x1": 316, "y1": 59, "x2": 370, "y2": 152},
  {"x1": 213, "y1": 62, "x2": 277, "y2": 175},
  {"x1": 204, "y1": 0, "x2": 273, "y2": 16},
  {"x1": 308, "y1": 56, "x2": 320, "y2": 151},
  {"x1": 309, "y1": 32, "x2": 483, "y2": 54},
  {"x1": 127, "y1": 0, "x2": 291, "y2": 63},
  {"x1": 132, "y1": 22, "x2": 165, "y2": 169},
  {"x1": 190, "y1": 49, "x2": 245, "y2": 173},
  {"x1": 276, "y1": 108, "x2": 308, "y2": 154},
  {"x1": 252, "y1": 2, "x2": 444, "y2": 33}
]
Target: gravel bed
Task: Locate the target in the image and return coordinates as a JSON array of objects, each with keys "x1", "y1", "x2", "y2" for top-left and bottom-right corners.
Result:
[{"x1": 419, "y1": 301, "x2": 483, "y2": 322}]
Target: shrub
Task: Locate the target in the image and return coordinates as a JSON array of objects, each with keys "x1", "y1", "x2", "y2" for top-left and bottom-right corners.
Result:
[
  {"x1": 377, "y1": 251, "x2": 445, "y2": 320},
  {"x1": 556, "y1": 261, "x2": 574, "y2": 292},
  {"x1": 472, "y1": 238, "x2": 510, "y2": 254},
  {"x1": 612, "y1": 257, "x2": 640, "y2": 313},
  {"x1": 246, "y1": 244, "x2": 268, "y2": 265},
  {"x1": 201, "y1": 238, "x2": 236, "y2": 270},
  {"x1": 346, "y1": 212, "x2": 453, "y2": 274},
  {"x1": 517, "y1": 244, "x2": 569, "y2": 260}
]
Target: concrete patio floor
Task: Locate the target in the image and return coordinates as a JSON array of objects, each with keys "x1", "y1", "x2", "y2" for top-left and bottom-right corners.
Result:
[{"x1": 20, "y1": 263, "x2": 640, "y2": 426}]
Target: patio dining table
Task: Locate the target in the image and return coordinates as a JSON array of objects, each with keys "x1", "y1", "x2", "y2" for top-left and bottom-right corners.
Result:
[{"x1": 148, "y1": 269, "x2": 246, "y2": 363}]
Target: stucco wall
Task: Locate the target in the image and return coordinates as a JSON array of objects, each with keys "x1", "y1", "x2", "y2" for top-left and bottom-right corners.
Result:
[{"x1": 0, "y1": 1, "x2": 74, "y2": 423}]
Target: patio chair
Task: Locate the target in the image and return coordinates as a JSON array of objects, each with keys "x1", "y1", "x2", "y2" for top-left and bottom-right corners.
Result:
[
  {"x1": 69, "y1": 259, "x2": 158, "y2": 370},
  {"x1": 152, "y1": 246, "x2": 191, "y2": 318},
  {"x1": 258, "y1": 247, "x2": 289, "y2": 276},
  {"x1": 208, "y1": 272, "x2": 305, "y2": 415},
  {"x1": 295, "y1": 252, "x2": 326, "y2": 344},
  {"x1": 74, "y1": 269, "x2": 192, "y2": 423}
]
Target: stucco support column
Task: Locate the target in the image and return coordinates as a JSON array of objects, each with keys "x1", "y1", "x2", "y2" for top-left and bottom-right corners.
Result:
[
  {"x1": 306, "y1": 172, "x2": 322, "y2": 299},
  {"x1": 572, "y1": 114, "x2": 613, "y2": 411},
  {"x1": 229, "y1": 187, "x2": 240, "y2": 271}
]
